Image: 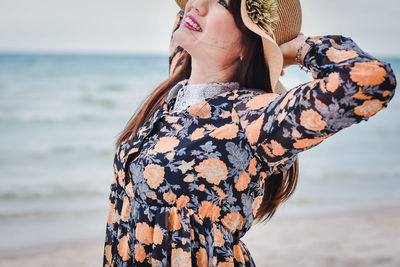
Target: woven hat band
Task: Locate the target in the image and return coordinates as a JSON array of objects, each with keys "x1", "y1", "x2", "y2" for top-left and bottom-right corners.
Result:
[{"x1": 274, "y1": 0, "x2": 302, "y2": 45}]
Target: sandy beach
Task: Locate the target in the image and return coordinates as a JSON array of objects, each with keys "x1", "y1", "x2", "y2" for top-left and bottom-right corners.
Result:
[
  {"x1": 244, "y1": 207, "x2": 400, "y2": 267},
  {"x1": 1, "y1": 206, "x2": 399, "y2": 267}
]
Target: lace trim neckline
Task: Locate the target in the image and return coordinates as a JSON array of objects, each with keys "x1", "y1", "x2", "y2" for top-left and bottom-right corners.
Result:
[{"x1": 168, "y1": 79, "x2": 240, "y2": 113}]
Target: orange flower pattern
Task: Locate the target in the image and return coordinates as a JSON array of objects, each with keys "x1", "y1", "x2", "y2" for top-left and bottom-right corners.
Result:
[
  {"x1": 195, "y1": 158, "x2": 228, "y2": 185},
  {"x1": 103, "y1": 27, "x2": 397, "y2": 267},
  {"x1": 143, "y1": 164, "x2": 164, "y2": 189}
]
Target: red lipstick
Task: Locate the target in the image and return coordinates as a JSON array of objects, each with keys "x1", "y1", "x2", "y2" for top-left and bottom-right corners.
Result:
[{"x1": 183, "y1": 14, "x2": 203, "y2": 32}]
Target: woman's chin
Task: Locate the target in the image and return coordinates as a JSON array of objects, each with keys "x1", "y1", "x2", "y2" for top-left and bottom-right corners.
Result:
[{"x1": 174, "y1": 28, "x2": 198, "y2": 49}]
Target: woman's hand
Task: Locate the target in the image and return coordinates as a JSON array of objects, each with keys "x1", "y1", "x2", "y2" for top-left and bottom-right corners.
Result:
[{"x1": 279, "y1": 32, "x2": 309, "y2": 69}]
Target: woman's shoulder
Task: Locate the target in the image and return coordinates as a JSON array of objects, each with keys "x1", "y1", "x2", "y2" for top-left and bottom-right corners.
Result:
[{"x1": 231, "y1": 87, "x2": 280, "y2": 107}]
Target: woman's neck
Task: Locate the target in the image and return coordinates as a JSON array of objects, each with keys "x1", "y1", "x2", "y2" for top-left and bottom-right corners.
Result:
[{"x1": 188, "y1": 57, "x2": 240, "y2": 85}]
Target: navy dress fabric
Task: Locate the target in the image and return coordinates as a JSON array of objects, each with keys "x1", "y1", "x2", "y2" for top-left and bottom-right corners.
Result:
[{"x1": 103, "y1": 35, "x2": 397, "y2": 266}]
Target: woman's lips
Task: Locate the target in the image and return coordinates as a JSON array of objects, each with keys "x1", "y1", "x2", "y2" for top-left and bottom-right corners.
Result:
[{"x1": 183, "y1": 14, "x2": 202, "y2": 32}]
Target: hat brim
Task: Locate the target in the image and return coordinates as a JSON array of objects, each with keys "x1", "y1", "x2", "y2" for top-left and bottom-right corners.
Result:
[
  {"x1": 175, "y1": 0, "x2": 186, "y2": 10},
  {"x1": 240, "y1": 0, "x2": 283, "y2": 92},
  {"x1": 174, "y1": 0, "x2": 285, "y2": 93}
]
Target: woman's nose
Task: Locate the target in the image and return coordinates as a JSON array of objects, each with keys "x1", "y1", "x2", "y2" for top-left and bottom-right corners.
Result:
[{"x1": 190, "y1": 0, "x2": 208, "y2": 16}]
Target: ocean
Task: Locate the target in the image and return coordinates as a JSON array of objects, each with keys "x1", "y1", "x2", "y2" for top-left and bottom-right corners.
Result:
[{"x1": 0, "y1": 53, "x2": 399, "y2": 249}]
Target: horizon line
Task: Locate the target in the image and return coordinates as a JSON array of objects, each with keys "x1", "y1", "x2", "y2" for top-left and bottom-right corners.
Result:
[{"x1": 0, "y1": 50, "x2": 399, "y2": 60}]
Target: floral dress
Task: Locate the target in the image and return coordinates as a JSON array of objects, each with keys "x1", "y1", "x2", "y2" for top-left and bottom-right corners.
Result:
[{"x1": 103, "y1": 33, "x2": 396, "y2": 266}]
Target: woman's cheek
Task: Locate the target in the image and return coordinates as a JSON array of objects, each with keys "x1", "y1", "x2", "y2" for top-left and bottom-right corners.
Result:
[{"x1": 210, "y1": 16, "x2": 242, "y2": 44}]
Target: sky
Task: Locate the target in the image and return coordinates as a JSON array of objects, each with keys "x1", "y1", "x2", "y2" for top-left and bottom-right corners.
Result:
[{"x1": 0, "y1": 0, "x2": 399, "y2": 56}]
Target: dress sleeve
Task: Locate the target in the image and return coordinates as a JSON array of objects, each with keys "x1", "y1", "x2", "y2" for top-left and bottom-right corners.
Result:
[
  {"x1": 234, "y1": 35, "x2": 397, "y2": 175},
  {"x1": 169, "y1": 10, "x2": 186, "y2": 77}
]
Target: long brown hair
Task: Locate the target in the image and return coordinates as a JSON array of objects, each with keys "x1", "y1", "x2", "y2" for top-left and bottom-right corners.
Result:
[{"x1": 116, "y1": 0, "x2": 298, "y2": 222}]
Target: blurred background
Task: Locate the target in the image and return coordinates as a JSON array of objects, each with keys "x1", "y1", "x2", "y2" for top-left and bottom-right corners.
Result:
[{"x1": 0, "y1": 0, "x2": 399, "y2": 266}]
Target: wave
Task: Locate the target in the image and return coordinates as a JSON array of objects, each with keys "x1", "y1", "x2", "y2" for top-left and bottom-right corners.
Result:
[
  {"x1": 0, "y1": 113, "x2": 139, "y2": 126},
  {"x1": 100, "y1": 84, "x2": 130, "y2": 92},
  {"x1": 299, "y1": 167, "x2": 400, "y2": 181},
  {"x1": 0, "y1": 189, "x2": 107, "y2": 201},
  {"x1": 79, "y1": 95, "x2": 117, "y2": 108},
  {"x1": 0, "y1": 113, "x2": 109, "y2": 123},
  {"x1": 0, "y1": 147, "x2": 113, "y2": 164},
  {"x1": 0, "y1": 208, "x2": 106, "y2": 220}
]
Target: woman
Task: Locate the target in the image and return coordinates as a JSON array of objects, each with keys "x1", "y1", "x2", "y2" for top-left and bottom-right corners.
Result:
[{"x1": 103, "y1": 0, "x2": 397, "y2": 266}]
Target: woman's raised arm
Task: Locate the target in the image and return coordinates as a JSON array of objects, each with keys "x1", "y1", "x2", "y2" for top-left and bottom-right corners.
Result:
[{"x1": 234, "y1": 35, "x2": 397, "y2": 175}]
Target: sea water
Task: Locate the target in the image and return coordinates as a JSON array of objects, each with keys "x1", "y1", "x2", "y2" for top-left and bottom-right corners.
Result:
[{"x1": 0, "y1": 53, "x2": 399, "y2": 249}]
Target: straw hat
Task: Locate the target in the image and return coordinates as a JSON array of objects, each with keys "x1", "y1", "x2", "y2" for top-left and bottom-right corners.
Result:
[{"x1": 174, "y1": 0, "x2": 302, "y2": 94}]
